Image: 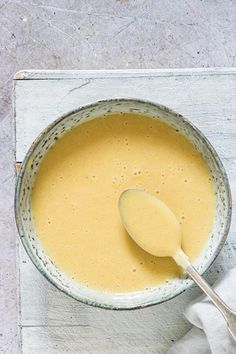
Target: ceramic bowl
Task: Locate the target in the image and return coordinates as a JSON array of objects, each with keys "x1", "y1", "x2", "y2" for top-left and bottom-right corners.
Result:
[{"x1": 15, "y1": 99, "x2": 232, "y2": 310}]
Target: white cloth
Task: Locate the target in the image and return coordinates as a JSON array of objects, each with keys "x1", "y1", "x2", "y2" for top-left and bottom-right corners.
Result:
[{"x1": 168, "y1": 268, "x2": 236, "y2": 354}]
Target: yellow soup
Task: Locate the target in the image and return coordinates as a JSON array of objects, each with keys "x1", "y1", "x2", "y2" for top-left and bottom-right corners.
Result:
[{"x1": 32, "y1": 113, "x2": 216, "y2": 292}]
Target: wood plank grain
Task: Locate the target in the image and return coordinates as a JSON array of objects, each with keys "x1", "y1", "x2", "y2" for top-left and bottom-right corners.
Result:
[
  {"x1": 14, "y1": 69, "x2": 236, "y2": 353},
  {"x1": 21, "y1": 325, "x2": 176, "y2": 354},
  {"x1": 13, "y1": 68, "x2": 236, "y2": 80}
]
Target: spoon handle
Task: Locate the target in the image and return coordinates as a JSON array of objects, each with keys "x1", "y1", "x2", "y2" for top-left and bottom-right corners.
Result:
[{"x1": 186, "y1": 264, "x2": 236, "y2": 340}]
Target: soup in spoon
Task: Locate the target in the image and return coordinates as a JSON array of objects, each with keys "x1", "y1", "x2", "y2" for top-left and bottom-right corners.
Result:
[
  {"x1": 119, "y1": 189, "x2": 182, "y2": 258},
  {"x1": 119, "y1": 189, "x2": 189, "y2": 269}
]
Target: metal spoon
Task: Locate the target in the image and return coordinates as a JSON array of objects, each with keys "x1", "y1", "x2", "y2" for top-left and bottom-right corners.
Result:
[{"x1": 119, "y1": 189, "x2": 236, "y2": 340}]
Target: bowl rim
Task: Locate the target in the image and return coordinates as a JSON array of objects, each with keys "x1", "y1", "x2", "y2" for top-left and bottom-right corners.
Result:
[{"x1": 15, "y1": 98, "x2": 232, "y2": 310}]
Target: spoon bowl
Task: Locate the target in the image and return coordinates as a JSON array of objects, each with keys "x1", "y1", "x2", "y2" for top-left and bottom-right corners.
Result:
[{"x1": 119, "y1": 189, "x2": 182, "y2": 258}]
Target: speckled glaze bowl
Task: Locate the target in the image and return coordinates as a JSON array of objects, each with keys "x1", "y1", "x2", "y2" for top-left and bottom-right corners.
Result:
[{"x1": 15, "y1": 99, "x2": 231, "y2": 310}]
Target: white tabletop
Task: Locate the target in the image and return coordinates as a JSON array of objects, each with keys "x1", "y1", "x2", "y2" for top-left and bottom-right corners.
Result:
[{"x1": 14, "y1": 68, "x2": 236, "y2": 353}]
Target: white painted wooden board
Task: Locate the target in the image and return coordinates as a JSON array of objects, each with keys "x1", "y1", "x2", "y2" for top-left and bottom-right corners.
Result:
[{"x1": 14, "y1": 69, "x2": 236, "y2": 354}]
